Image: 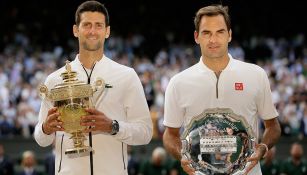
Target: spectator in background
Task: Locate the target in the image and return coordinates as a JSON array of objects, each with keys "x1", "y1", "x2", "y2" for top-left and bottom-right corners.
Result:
[
  {"x1": 138, "y1": 147, "x2": 169, "y2": 175},
  {"x1": 19, "y1": 150, "x2": 41, "y2": 175},
  {"x1": 169, "y1": 159, "x2": 188, "y2": 175},
  {"x1": 299, "y1": 108, "x2": 307, "y2": 139},
  {"x1": 260, "y1": 147, "x2": 281, "y2": 175},
  {"x1": 229, "y1": 40, "x2": 245, "y2": 61},
  {"x1": 0, "y1": 144, "x2": 14, "y2": 175},
  {"x1": 44, "y1": 143, "x2": 55, "y2": 175},
  {"x1": 127, "y1": 145, "x2": 139, "y2": 175},
  {"x1": 280, "y1": 142, "x2": 307, "y2": 175}
]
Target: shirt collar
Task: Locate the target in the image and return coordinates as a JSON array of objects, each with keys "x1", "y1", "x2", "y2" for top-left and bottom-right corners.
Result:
[
  {"x1": 74, "y1": 54, "x2": 107, "y2": 68},
  {"x1": 198, "y1": 53, "x2": 235, "y2": 73}
]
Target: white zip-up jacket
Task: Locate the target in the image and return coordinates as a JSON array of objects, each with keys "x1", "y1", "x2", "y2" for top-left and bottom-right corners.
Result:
[{"x1": 34, "y1": 55, "x2": 153, "y2": 175}]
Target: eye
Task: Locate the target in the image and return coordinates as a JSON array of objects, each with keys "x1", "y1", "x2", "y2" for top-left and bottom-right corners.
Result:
[
  {"x1": 82, "y1": 23, "x2": 91, "y2": 29},
  {"x1": 96, "y1": 23, "x2": 104, "y2": 29},
  {"x1": 202, "y1": 31, "x2": 211, "y2": 38}
]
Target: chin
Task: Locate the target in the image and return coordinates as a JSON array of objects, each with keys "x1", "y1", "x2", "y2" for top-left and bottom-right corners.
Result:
[{"x1": 83, "y1": 43, "x2": 102, "y2": 51}]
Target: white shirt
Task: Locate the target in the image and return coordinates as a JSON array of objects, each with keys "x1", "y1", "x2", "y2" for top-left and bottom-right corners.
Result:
[
  {"x1": 34, "y1": 55, "x2": 153, "y2": 175},
  {"x1": 164, "y1": 54, "x2": 278, "y2": 175}
]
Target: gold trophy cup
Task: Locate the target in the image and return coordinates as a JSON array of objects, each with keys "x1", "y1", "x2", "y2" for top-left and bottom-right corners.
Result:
[{"x1": 39, "y1": 61, "x2": 107, "y2": 157}]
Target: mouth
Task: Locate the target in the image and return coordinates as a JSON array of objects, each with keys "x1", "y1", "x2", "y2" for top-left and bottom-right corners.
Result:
[
  {"x1": 87, "y1": 37, "x2": 98, "y2": 41},
  {"x1": 208, "y1": 45, "x2": 220, "y2": 49},
  {"x1": 86, "y1": 35, "x2": 99, "y2": 41}
]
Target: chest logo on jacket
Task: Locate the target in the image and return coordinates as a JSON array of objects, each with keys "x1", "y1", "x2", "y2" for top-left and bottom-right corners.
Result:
[{"x1": 235, "y1": 83, "x2": 244, "y2": 91}]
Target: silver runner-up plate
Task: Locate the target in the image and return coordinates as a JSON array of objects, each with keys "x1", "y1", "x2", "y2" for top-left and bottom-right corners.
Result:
[{"x1": 181, "y1": 108, "x2": 256, "y2": 175}]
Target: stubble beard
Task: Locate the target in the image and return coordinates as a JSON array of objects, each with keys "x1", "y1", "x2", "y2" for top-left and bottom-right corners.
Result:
[
  {"x1": 204, "y1": 47, "x2": 227, "y2": 59},
  {"x1": 82, "y1": 41, "x2": 102, "y2": 51}
]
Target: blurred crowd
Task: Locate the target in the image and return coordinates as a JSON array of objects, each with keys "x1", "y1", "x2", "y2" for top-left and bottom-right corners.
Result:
[{"x1": 1, "y1": 32, "x2": 307, "y2": 140}]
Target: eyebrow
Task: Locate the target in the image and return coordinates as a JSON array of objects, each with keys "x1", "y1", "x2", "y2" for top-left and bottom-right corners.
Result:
[
  {"x1": 201, "y1": 28, "x2": 227, "y2": 33},
  {"x1": 82, "y1": 21, "x2": 105, "y2": 25}
]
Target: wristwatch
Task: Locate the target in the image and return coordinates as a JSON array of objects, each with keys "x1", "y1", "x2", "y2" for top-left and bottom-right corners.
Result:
[{"x1": 110, "y1": 120, "x2": 119, "y2": 135}]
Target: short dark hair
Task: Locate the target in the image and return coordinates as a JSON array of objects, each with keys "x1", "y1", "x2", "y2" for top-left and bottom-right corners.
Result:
[
  {"x1": 194, "y1": 5, "x2": 231, "y2": 32},
  {"x1": 75, "y1": 1, "x2": 109, "y2": 26}
]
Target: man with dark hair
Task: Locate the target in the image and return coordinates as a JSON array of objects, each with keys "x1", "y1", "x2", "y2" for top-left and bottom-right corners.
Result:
[
  {"x1": 163, "y1": 5, "x2": 281, "y2": 175},
  {"x1": 280, "y1": 142, "x2": 307, "y2": 175},
  {"x1": 0, "y1": 144, "x2": 14, "y2": 175},
  {"x1": 34, "y1": 1, "x2": 152, "y2": 175}
]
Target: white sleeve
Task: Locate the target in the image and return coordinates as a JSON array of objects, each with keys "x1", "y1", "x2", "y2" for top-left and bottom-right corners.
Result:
[
  {"x1": 34, "y1": 99, "x2": 55, "y2": 147},
  {"x1": 256, "y1": 69, "x2": 278, "y2": 120},
  {"x1": 163, "y1": 78, "x2": 184, "y2": 128},
  {"x1": 113, "y1": 70, "x2": 153, "y2": 145}
]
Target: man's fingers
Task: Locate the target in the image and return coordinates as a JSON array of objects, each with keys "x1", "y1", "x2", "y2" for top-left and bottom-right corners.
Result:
[
  {"x1": 181, "y1": 159, "x2": 195, "y2": 175},
  {"x1": 47, "y1": 107, "x2": 58, "y2": 116},
  {"x1": 244, "y1": 161, "x2": 257, "y2": 175},
  {"x1": 85, "y1": 108, "x2": 103, "y2": 115},
  {"x1": 247, "y1": 156, "x2": 258, "y2": 162},
  {"x1": 81, "y1": 115, "x2": 98, "y2": 121},
  {"x1": 83, "y1": 126, "x2": 96, "y2": 133},
  {"x1": 80, "y1": 120, "x2": 95, "y2": 126},
  {"x1": 49, "y1": 120, "x2": 62, "y2": 127},
  {"x1": 48, "y1": 112, "x2": 60, "y2": 121}
]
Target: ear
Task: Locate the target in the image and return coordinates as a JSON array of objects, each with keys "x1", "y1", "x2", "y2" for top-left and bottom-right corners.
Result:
[
  {"x1": 228, "y1": 29, "x2": 232, "y2": 43},
  {"x1": 73, "y1": 25, "x2": 78, "y2": 38},
  {"x1": 194, "y1": 31, "x2": 199, "y2": 44},
  {"x1": 105, "y1": 26, "x2": 111, "y2": 39}
]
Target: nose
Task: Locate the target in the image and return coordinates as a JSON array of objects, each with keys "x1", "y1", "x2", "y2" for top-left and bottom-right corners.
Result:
[
  {"x1": 209, "y1": 34, "x2": 218, "y2": 43},
  {"x1": 89, "y1": 27, "x2": 96, "y2": 35},
  {"x1": 88, "y1": 26, "x2": 98, "y2": 35}
]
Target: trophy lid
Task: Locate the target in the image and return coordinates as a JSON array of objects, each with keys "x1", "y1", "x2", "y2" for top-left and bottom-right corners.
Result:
[{"x1": 48, "y1": 60, "x2": 93, "y2": 101}]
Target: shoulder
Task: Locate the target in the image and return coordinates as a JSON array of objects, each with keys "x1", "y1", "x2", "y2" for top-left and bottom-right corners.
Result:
[
  {"x1": 232, "y1": 59, "x2": 268, "y2": 80},
  {"x1": 169, "y1": 63, "x2": 200, "y2": 86},
  {"x1": 233, "y1": 59, "x2": 265, "y2": 73},
  {"x1": 44, "y1": 66, "x2": 66, "y2": 88},
  {"x1": 106, "y1": 57, "x2": 136, "y2": 75}
]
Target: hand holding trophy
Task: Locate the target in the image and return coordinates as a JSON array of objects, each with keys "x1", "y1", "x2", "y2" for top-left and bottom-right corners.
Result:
[{"x1": 38, "y1": 60, "x2": 107, "y2": 157}]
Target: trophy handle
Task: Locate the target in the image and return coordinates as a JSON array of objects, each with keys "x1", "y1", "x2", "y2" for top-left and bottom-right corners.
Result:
[
  {"x1": 38, "y1": 84, "x2": 49, "y2": 100},
  {"x1": 38, "y1": 84, "x2": 55, "y2": 109}
]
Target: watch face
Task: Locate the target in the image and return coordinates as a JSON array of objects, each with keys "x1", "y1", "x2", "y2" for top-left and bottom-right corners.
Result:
[{"x1": 112, "y1": 120, "x2": 119, "y2": 134}]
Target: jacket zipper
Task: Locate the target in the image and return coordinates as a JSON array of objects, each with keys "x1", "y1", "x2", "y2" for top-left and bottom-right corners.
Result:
[
  {"x1": 122, "y1": 143, "x2": 126, "y2": 170},
  {"x1": 215, "y1": 71, "x2": 221, "y2": 99},
  {"x1": 81, "y1": 62, "x2": 97, "y2": 175},
  {"x1": 58, "y1": 134, "x2": 64, "y2": 173}
]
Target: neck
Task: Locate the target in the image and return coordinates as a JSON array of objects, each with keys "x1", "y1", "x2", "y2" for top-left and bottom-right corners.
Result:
[
  {"x1": 202, "y1": 55, "x2": 229, "y2": 73},
  {"x1": 79, "y1": 50, "x2": 103, "y2": 69}
]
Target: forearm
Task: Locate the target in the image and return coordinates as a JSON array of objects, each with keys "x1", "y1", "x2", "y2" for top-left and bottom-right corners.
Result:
[
  {"x1": 260, "y1": 118, "x2": 281, "y2": 149},
  {"x1": 163, "y1": 128, "x2": 182, "y2": 160},
  {"x1": 34, "y1": 122, "x2": 55, "y2": 147},
  {"x1": 113, "y1": 120, "x2": 152, "y2": 145}
]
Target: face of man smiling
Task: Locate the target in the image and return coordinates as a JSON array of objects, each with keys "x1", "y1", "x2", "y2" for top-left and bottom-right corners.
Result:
[{"x1": 73, "y1": 11, "x2": 110, "y2": 52}]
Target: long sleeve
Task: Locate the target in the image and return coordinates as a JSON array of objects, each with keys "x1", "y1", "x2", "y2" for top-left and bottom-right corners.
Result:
[
  {"x1": 34, "y1": 99, "x2": 55, "y2": 147},
  {"x1": 113, "y1": 70, "x2": 153, "y2": 145}
]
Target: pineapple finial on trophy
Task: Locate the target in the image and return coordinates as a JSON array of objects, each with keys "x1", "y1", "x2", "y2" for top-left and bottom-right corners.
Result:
[{"x1": 61, "y1": 60, "x2": 78, "y2": 83}]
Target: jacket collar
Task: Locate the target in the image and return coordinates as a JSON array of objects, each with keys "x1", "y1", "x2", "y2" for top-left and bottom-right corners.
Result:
[
  {"x1": 73, "y1": 54, "x2": 108, "y2": 69},
  {"x1": 198, "y1": 53, "x2": 236, "y2": 73}
]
